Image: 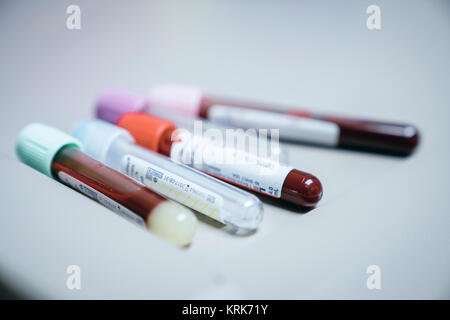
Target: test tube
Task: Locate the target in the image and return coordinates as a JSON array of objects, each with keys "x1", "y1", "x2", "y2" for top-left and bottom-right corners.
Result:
[
  {"x1": 16, "y1": 123, "x2": 197, "y2": 247},
  {"x1": 95, "y1": 92, "x2": 323, "y2": 207},
  {"x1": 72, "y1": 119, "x2": 264, "y2": 232},
  {"x1": 146, "y1": 84, "x2": 419, "y2": 156}
]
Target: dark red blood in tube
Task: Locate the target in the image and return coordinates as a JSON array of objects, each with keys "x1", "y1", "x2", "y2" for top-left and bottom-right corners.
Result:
[
  {"x1": 51, "y1": 146, "x2": 164, "y2": 221},
  {"x1": 281, "y1": 169, "x2": 323, "y2": 207},
  {"x1": 118, "y1": 113, "x2": 324, "y2": 208},
  {"x1": 201, "y1": 96, "x2": 419, "y2": 156},
  {"x1": 316, "y1": 115, "x2": 419, "y2": 156}
]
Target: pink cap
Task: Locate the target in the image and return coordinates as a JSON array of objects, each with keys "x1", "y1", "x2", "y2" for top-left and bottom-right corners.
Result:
[
  {"x1": 95, "y1": 90, "x2": 150, "y2": 124},
  {"x1": 148, "y1": 84, "x2": 203, "y2": 117}
]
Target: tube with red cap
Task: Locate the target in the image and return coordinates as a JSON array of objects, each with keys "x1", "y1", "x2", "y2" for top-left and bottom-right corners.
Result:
[
  {"x1": 96, "y1": 91, "x2": 324, "y2": 208},
  {"x1": 146, "y1": 84, "x2": 419, "y2": 156}
]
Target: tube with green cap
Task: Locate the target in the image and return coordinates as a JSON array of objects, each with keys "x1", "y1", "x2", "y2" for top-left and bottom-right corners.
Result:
[{"x1": 16, "y1": 123, "x2": 198, "y2": 247}]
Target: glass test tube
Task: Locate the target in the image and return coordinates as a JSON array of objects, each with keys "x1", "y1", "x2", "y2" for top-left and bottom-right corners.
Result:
[{"x1": 72, "y1": 119, "x2": 264, "y2": 232}]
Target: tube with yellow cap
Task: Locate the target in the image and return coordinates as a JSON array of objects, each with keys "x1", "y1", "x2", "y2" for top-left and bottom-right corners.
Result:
[{"x1": 16, "y1": 123, "x2": 197, "y2": 247}]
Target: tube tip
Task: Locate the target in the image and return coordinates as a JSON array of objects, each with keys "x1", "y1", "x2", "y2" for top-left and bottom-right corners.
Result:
[
  {"x1": 403, "y1": 126, "x2": 420, "y2": 155},
  {"x1": 300, "y1": 175, "x2": 323, "y2": 207},
  {"x1": 281, "y1": 169, "x2": 323, "y2": 207},
  {"x1": 147, "y1": 201, "x2": 198, "y2": 247}
]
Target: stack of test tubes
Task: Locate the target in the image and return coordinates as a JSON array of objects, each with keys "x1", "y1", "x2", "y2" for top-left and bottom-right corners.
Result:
[{"x1": 15, "y1": 83, "x2": 419, "y2": 247}]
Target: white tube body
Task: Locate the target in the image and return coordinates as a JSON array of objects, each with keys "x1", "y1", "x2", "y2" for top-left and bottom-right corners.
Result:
[
  {"x1": 169, "y1": 130, "x2": 294, "y2": 199},
  {"x1": 208, "y1": 105, "x2": 340, "y2": 146}
]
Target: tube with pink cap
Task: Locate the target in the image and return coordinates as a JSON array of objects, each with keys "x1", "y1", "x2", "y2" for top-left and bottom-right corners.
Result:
[{"x1": 145, "y1": 84, "x2": 419, "y2": 156}]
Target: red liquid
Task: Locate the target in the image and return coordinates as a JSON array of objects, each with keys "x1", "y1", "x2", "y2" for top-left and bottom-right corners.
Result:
[
  {"x1": 51, "y1": 147, "x2": 165, "y2": 221},
  {"x1": 309, "y1": 115, "x2": 419, "y2": 156},
  {"x1": 199, "y1": 97, "x2": 419, "y2": 156}
]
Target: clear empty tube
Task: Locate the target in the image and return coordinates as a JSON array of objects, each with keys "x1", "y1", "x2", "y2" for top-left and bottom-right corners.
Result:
[{"x1": 72, "y1": 119, "x2": 264, "y2": 232}]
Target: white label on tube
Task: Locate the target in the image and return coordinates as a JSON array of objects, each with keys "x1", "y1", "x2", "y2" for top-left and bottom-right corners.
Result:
[
  {"x1": 57, "y1": 171, "x2": 146, "y2": 228},
  {"x1": 208, "y1": 105, "x2": 340, "y2": 146},
  {"x1": 121, "y1": 154, "x2": 225, "y2": 223},
  {"x1": 170, "y1": 134, "x2": 294, "y2": 198}
]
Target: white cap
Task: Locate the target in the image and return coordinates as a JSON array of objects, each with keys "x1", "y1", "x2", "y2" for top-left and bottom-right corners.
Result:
[
  {"x1": 148, "y1": 84, "x2": 204, "y2": 117},
  {"x1": 72, "y1": 119, "x2": 134, "y2": 165}
]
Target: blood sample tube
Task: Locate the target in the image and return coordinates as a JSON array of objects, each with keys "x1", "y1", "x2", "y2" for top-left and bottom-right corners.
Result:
[
  {"x1": 16, "y1": 123, "x2": 197, "y2": 247},
  {"x1": 95, "y1": 91, "x2": 323, "y2": 207},
  {"x1": 146, "y1": 84, "x2": 419, "y2": 156},
  {"x1": 72, "y1": 119, "x2": 264, "y2": 231}
]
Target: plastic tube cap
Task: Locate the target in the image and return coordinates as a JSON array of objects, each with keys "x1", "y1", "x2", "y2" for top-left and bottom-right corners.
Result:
[
  {"x1": 16, "y1": 123, "x2": 83, "y2": 178},
  {"x1": 148, "y1": 84, "x2": 203, "y2": 117},
  {"x1": 117, "y1": 113, "x2": 177, "y2": 153},
  {"x1": 72, "y1": 119, "x2": 134, "y2": 162},
  {"x1": 96, "y1": 90, "x2": 150, "y2": 124}
]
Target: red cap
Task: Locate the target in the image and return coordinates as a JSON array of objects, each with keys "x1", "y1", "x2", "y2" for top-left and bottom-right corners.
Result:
[{"x1": 117, "y1": 113, "x2": 177, "y2": 156}]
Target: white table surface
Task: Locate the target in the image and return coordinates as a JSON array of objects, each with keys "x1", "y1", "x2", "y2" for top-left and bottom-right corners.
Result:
[{"x1": 0, "y1": 0, "x2": 449, "y2": 299}]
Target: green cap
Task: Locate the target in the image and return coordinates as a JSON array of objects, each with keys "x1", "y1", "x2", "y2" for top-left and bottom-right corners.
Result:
[{"x1": 16, "y1": 123, "x2": 83, "y2": 178}]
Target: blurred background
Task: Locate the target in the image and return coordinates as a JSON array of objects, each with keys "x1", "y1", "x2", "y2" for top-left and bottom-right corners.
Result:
[{"x1": 0, "y1": 0, "x2": 449, "y2": 299}]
